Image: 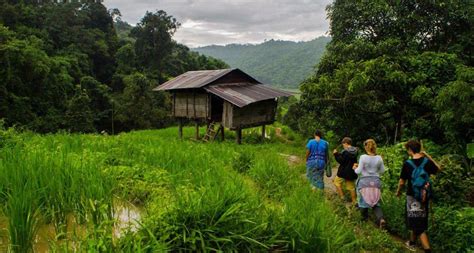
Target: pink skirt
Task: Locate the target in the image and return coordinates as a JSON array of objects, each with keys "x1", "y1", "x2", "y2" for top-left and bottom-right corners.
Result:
[{"x1": 360, "y1": 187, "x2": 381, "y2": 207}]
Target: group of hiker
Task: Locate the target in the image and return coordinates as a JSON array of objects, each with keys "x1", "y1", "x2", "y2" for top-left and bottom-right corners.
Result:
[{"x1": 305, "y1": 130, "x2": 440, "y2": 253}]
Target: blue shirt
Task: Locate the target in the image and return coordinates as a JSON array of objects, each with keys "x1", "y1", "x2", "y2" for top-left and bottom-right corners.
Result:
[{"x1": 306, "y1": 139, "x2": 329, "y2": 169}]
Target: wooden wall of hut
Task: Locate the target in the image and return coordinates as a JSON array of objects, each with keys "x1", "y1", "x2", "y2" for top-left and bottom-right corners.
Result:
[
  {"x1": 172, "y1": 91, "x2": 210, "y2": 119},
  {"x1": 223, "y1": 99, "x2": 277, "y2": 130}
]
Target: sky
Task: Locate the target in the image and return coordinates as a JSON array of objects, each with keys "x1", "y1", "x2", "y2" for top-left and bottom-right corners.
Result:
[{"x1": 104, "y1": 0, "x2": 332, "y2": 48}]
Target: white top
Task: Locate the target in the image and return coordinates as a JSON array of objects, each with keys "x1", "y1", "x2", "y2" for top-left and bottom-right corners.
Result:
[{"x1": 355, "y1": 154, "x2": 385, "y2": 178}]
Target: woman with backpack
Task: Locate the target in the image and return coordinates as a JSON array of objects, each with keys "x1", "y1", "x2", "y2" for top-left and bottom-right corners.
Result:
[
  {"x1": 396, "y1": 140, "x2": 441, "y2": 253},
  {"x1": 353, "y1": 139, "x2": 386, "y2": 228}
]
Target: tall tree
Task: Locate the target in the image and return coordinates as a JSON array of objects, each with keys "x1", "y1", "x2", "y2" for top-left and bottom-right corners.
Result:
[
  {"x1": 130, "y1": 10, "x2": 180, "y2": 81},
  {"x1": 289, "y1": 0, "x2": 473, "y2": 148}
]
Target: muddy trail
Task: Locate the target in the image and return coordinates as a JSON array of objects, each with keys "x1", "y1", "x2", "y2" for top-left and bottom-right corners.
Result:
[{"x1": 280, "y1": 153, "x2": 423, "y2": 253}]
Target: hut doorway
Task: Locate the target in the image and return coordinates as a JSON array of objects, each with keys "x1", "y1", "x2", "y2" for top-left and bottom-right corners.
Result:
[{"x1": 210, "y1": 95, "x2": 224, "y2": 122}]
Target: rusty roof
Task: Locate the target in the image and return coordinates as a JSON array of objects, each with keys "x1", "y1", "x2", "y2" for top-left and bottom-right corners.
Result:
[
  {"x1": 205, "y1": 83, "x2": 293, "y2": 107},
  {"x1": 153, "y1": 68, "x2": 259, "y2": 91}
]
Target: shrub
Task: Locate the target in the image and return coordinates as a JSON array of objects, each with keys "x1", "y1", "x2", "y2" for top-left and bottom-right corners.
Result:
[
  {"x1": 150, "y1": 183, "x2": 271, "y2": 251},
  {"x1": 433, "y1": 154, "x2": 473, "y2": 206},
  {"x1": 429, "y1": 206, "x2": 474, "y2": 252},
  {"x1": 380, "y1": 192, "x2": 410, "y2": 239},
  {"x1": 232, "y1": 151, "x2": 254, "y2": 173},
  {"x1": 249, "y1": 155, "x2": 296, "y2": 200}
]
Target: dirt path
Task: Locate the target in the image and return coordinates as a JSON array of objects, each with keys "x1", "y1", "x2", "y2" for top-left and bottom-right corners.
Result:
[{"x1": 280, "y1": 154, "x2": 421, "y2": 253}]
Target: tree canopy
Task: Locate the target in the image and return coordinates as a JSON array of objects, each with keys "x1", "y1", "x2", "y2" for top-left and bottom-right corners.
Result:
[
  {"x1": 287, "y1": 0, "x2": 473, "y2": 152},
  {"x1": 0, "y1": 1, "x2": 228, "y2": 133}
]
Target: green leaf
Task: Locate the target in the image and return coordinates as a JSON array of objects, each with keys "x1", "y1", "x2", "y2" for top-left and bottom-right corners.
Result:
[{"x1": 467, "y1": 143, "x2": 474, "y2": 159}]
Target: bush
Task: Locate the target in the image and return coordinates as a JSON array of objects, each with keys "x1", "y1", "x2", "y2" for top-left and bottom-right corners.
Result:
[
  {"x1": 232, "y1": 151, "x2": 254, "y2": 173},
  {"x1": 249, "y1": 155, "x2": 296, "y2": 201},
  {"x1": 149, "y1": 183, "x2": 272, "y2": 251},
  {"x1": 433, "y1": 154, "x2": 474, "y2": 206},
  {"x1": 103, "y1": 165, "x2": 170, "y2": 205},
  {"x1": 380, "y1": 192, "x2": 410, "y2": 239},
  {"x1": 429, "y1": 206, "x2": 474, "y2": 252},
  {"x1": 0, "y1": 123, "x2": 22, "y2": 149}
]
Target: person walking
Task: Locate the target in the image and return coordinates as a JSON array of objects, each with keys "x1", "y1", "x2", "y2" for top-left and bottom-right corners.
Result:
[
  {"x1": 354, "y1": 139, "x2": 386, "y2": 228},
  {"x1": 305, "y1": 130, "x2": 329, "y2": 190},
  {"x1": 396, "y1": 140, "x2": 440, "y2": 253},
  {"x1": 333, "y1": 137, "x2": 358, "y2": 204}
]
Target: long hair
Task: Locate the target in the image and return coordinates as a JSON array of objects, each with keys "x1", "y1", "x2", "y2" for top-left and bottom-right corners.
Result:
[{"x1": 364, "y1": 139, "x2": 377, "y2": 154}]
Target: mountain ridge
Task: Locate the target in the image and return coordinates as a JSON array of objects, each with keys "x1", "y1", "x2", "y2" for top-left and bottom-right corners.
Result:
[{"x1": 193, "y1": 37, "x2": 331, "y2": 88}]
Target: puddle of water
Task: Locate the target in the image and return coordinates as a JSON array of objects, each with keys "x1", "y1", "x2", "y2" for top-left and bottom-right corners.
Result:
[
  {"x1": 113, "y1": 200, "x2": 142, "y2": 239},
  {"x1": 0, "y1": 200, "x2": 142, "y2": 252}
]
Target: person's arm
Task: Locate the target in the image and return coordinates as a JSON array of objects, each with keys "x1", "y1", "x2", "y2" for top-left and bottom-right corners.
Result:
[
  {"x1": 397, "y1": 162, "x2": 409, "y2": 196},
  {"x1": 396, "y1": 178, "x2": 405, "y2": 197},
  {"x1": 379, "y1": 157, "x2": 385, "y2": 175},
  {"x1": 305, "y1": 141, "x2": 311, "y2": 162},
  {"x1": 354, "y1": 156, "x2": 363, "y2": 174},
  {"x1": 333, "y1": 150, "x2": 344, "y2": 163}
]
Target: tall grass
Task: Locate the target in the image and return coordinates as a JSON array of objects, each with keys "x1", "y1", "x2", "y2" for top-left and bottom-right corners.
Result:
[
  {"x1": 0, "y1": 126, "x2": 422, "y2": 252},
  {"x1": 0, "y1": 133, "x2": 114, "y2": 252}
]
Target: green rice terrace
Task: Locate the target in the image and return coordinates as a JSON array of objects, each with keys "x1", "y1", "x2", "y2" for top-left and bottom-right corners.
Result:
[{"x1": 0, "y1": 126, "x2": 472, "y2": 252}]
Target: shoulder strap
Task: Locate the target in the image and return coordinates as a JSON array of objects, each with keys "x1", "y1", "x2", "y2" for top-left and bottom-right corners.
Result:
[
  {"x1": 407, "y1": 158, "x2": 428, "y2": 170},
  {"x1": 420, "y1": 157, "x2": 428, "y2": 169},
  {"x1": 406, "y1": 159, "x2": 417, "y2": 170}
]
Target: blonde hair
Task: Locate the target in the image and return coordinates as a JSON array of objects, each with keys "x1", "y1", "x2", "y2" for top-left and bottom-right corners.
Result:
[{"x1": 364, "y1": 139, "x2": 377, "y2": 154}]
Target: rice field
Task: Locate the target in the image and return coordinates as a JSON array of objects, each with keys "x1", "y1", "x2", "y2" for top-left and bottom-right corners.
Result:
[{"x1": 0, "y1": 126, "x2": 404, "y2": 252}]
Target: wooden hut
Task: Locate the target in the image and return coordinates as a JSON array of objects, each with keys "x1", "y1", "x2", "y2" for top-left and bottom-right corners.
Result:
[{"x1": 153, "y1": 69, "x2": 292, "y2": 144}]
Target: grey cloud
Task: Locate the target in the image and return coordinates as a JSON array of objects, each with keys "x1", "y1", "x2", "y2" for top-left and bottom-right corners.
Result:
[{"x1": 105, "y1": 0, "x2": 331, "y2": 47}]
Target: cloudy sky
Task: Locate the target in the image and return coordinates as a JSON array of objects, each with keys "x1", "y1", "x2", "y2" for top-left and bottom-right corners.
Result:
[{"x1": 104, "y1": 0, "x2": 332, "y2": 48}]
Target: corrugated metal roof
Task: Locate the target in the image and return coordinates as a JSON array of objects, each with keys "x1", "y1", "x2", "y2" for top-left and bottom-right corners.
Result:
[
  {"x1": 205, "y1": 83, "x2": 293, "y2": 107},
  {"x1": 154, "y1": 68, "x2": 259, "y2": 91}
]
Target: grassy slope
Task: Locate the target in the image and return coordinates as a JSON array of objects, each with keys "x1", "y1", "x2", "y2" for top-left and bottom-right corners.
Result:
[
  {"x1": 0, "y1": 126, "x2": 407, "y2": 252},
  {"x1": 193, "y1": 37, "x2": 331, "y2": 88}
]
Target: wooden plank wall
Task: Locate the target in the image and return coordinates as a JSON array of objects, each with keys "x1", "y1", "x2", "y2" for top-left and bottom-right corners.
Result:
[
  {"x1": 222, "y1": 100, "x2": 277, "y2": 129},
  {"x1": 173, "y1": 92, "x2": 210, "y2": 119},
  {"x1": 223, "y1": 101, "x2": 233, "y2": 128}
]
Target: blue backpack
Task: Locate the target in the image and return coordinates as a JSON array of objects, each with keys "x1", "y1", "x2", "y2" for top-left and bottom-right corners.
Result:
[{"x1": 407, "y1": 158, "x2": 432, "y2": 203}]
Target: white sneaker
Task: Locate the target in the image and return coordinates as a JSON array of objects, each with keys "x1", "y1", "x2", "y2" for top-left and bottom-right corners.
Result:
[{"x1": 405, "y1": 241, "x2": 416, "y2": 252}]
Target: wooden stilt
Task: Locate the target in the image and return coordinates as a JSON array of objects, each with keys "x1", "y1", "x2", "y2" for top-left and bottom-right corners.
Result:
[
  {"x1": 195, "y1": 121, "x2": 199, "y2": 140},
  {"x1": 178, "y1": 118, "x2": 183, "y2": 139},
  {"x1": 236, "y1": 128, "x2": 242, "y2": 145},
  {"x1": 220, "y1": 126, "x2": 225, "y2": 141},
  {"x1": 261, "y1": 125, "x2": 266, "y2": 139}
]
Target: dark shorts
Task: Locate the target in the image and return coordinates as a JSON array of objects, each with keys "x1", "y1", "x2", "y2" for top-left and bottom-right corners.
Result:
[{"x1": 405, "y1": 195, "x2": 429, "y2": 235}]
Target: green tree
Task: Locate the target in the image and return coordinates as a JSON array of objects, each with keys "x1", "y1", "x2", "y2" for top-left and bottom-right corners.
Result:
[
  {"x1": 0, "y1": 27, "x2": 76, "y2": 132},
  {"x1": 114, "y1": 73, "x2": 170, "y2": 130},
  {"x1": 291, "y1": 0, "x2": 473, "y2": 148},
  {"x1": 434, "y1": 65, "x2": 474, "y2": 148},
  {"x1": 79, "y1": 76, "x2": 112, "y2": 130},
  {"x1": 65, "y1": 86, "x2": 95, "y2": 133},
  {"x1": 131, "y1": 10, "x2": 180, "y2": 80}
]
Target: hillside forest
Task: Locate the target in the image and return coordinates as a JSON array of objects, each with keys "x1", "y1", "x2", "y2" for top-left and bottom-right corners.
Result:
[
  {"x1": 194, "y1": 37, "x2": 331, "y2": 88},
  {"x1": 0, "y1": 1, "x2": 227, "y2": 133}
]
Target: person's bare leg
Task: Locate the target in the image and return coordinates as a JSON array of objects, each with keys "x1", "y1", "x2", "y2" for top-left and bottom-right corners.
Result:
[
  {"x1": 419, "y1": 233, "x2": 431, "y2": 250},
  {"x1": 350, "y1": 190, "x2": 356, "y2": 204},
  {"x1": 335, "y1": 185, "x2": 344, "y2": 199}
]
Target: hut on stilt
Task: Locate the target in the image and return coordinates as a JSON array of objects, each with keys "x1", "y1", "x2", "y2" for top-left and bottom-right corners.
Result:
[{"x1": 153, "y1": 68, "x2": 292, "y2": 144}]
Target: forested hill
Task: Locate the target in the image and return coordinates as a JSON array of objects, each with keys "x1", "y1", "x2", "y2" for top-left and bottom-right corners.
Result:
[
  {"x1": 0, "y1": 2, "x2": 227, "y2": 134},
  {"x1": 194, "y1": 37, "x2": 331, "y2": 88}
]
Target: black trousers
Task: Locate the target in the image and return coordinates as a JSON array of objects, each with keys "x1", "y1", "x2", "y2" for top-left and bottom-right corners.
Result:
[{"x1": 360, "y1": 206, "x2": 384, "y2": 224}]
